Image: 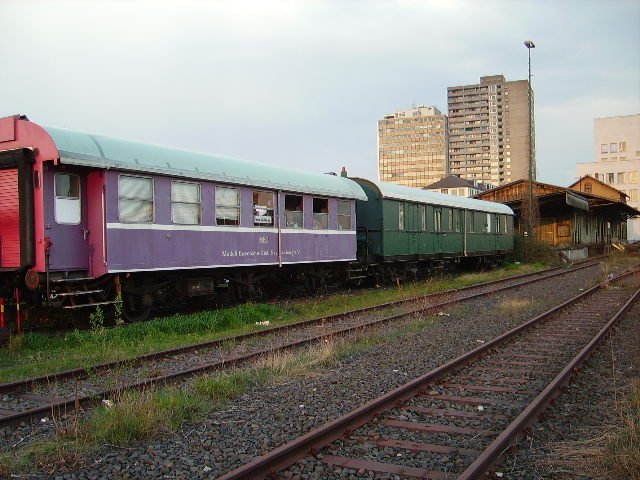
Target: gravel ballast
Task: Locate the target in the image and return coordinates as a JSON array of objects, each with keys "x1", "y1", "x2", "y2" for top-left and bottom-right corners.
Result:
[
  {"x1": 3, "y1": 262, "x2": 636, "y2": 479},
  {"x1": 496, "y1": 293, "x2": 640, "y2": 480}
]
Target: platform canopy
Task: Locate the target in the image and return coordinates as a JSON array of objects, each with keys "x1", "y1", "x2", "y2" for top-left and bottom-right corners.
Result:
[{"x1": 44, "y1": 126, "x2": 367, "y2": 200}]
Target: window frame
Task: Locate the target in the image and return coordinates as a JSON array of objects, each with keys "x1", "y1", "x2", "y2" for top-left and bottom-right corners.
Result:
[
  {"x1": 337, "y1": 199, "x2": 352, "y2": 230},
  {"x1": 284, "y1": 194, "x2": 304, "y2": 229},
  {"x1": 467, "y1": 211, "x2": 475, "y2": 233},
  {"x1": 118, "y1": 174, "x2": 154, "y2": 224},
  {"x1": 252, "y1": 190, "x2": 276, "y2": 228},
  {"x1": 398, "y1": 203, "x2": 405, "y2": 230},
  {"x1": 215, "y1": 185, "x2": 241, "y2": 226},
  {"x1": 313, "y1": 197, "x2": 329, "y2": 230},
  {"x1": 171, "y1": 181, "x2": 201, "y2": 225},
  {"x1": 54, "y1": 172, "x2": 82, "y2": 225}
]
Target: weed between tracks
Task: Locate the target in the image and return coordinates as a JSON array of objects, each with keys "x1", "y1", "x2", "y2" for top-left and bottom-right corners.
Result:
[
  {"x1": 0, "y1": 314, "x2": 440, "y2": 476},
  {"x1": 0, "y1": 262, "x2": 549, "y2": 384},
  {"x1": 0, "y1": 304, "x2": 287, "y2": 383},
  {"x1": 536, "y1": 379, "x2": 640, "y2": 480}
]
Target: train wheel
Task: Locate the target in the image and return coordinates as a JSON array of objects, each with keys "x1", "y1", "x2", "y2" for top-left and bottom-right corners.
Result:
[{"x1": 122, "y1": 292, "x2": 151, "y2": 322}]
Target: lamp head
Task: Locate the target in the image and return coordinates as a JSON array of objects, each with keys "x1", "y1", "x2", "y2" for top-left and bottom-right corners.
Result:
[{"x1": 524, "y1": 40, "x2": 536, "y2": 49}]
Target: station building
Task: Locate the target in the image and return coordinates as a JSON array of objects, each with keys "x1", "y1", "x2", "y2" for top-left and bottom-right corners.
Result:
[{"x1": 476, "y1": 178, "x2": 640, "y2": 258}]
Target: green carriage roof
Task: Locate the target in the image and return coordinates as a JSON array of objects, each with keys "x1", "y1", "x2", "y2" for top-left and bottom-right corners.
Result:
[
  {"x1": 353, "y1": 178, "x2": 514, "y2": 215},
  {"x1": 43, "y1": 126, "x2": 367, "y2": 200}
]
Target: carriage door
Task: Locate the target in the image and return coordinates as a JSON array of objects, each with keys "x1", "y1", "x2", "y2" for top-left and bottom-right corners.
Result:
[
  {"x1": 407, "y1": 203, "x2": 418, "y2": 255},
  {"x1": 433, "y1": 207, "x2": 442, "y2": 254},
  {"x1": 49, "y1": 171, "x2": 90, "y2": 271}
]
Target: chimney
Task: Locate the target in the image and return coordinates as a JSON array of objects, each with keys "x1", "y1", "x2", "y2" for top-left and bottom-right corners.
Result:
[{"x1": 340, "y1": 166, "x2": 348, "y2": 178}]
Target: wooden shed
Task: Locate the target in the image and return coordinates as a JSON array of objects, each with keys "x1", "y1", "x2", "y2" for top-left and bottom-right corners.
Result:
[{"x1": 476, "y1": 179, "x2": 640, "y2": 254}]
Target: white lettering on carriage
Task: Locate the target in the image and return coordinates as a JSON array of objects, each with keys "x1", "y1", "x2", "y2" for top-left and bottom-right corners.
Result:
[{"x1": 221, "y1": 249, "x2": 301, "y2": 257}]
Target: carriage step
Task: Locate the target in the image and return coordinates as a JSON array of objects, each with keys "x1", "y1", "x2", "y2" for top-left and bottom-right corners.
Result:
[
  {"x1": 63, "y1": 300, "x2": 121, "y2": 310},
  {"x1": 50, "y1": 289, "x2": 103, "y2": 299}
]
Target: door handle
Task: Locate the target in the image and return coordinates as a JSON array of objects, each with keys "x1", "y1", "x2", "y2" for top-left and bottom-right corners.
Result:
[{"x1": 83, "y1": 228, "x2": 90, "y2": 240}]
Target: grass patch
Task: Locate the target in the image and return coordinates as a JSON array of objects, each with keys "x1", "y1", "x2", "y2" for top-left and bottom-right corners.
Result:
[
  {"x1": 0, "y1": 303, "x2": 288, "y2": 383},
  {"x1": 0, "y1": 385, "x2": 207, "y2": 476},
  {"x1": 286, "y1": 262, "x2": 548, "y2": 322},
  {"x1": 601, "y1": 379, "x2": 640, "y2": 479},
  {"x1": 602, "y1": 251, "x2": 640, "y2": 278},
  {"x1": 496, "y1": 298, "x2": 534, "y2": 314},
  {"x1": 2, "y1": 304, "x2": 443, "y2": 476},
  {"x1": 0, "y1": 261, "x2": 554, "y2": 383},
  {"x1": 85, "y1": 387, "x2": 206, "y2": 445},
  {"x1": 543, "y1": 380, "x2": 640, "y2": 480},
  {"x1": 0, "y1": 437, "x2": 85, "y2": 478}
]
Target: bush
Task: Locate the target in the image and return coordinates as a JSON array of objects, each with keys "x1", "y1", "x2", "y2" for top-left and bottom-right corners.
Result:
[{"x1": 513, "y1": 236, "x2": 561, "y2": 264}]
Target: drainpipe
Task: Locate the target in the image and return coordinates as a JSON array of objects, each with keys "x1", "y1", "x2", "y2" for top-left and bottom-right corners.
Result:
[
  {"x1": 277, "y1": 190, "x2": 282, "y2": 267},
  {"x1": 463, "y1": 209, "x2": 468, "y2": 256}
]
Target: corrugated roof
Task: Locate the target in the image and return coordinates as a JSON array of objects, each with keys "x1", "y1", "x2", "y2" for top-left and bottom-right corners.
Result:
[
  {"x1": 355, "y1": 178, "x2": 514, "y2": 215},
  {"x1": 43, "y1": 126, "x2": 367, "y2": 200}
]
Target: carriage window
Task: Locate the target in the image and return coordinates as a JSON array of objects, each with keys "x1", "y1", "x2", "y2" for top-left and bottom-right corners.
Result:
[
  {"x1": 285, "y1": 195, "x2": 303, "y2": 228},
  {"x1": 486, "y1": 213, "x2": 492, "y2": 232},
  {"x1": 434, "y1": 210, "x2": 442, "y2": 232},
  {"x1": 455, "y1": 210, "x2": 462, "y2": 232},
  {"x1": 398, "y1": 203, "x2": 405, "y2": 230},
  {"x1": 253, "y1": 190, "x2": 275, "y2": 227},
  {"x1": 444, "y1": 208, "x2": 453, "y2": 232},
  {"x1": 337, "y1": 200, "x2": 351, "y2": 229},
  {"x1": 496, "y1": 214, "x2": 502, "y2": 233},
  {"x1": 216, "y1": 186, "x2": 240, "y2": 226},
  {"x1": 55, "y1": 173, "x2": 81, "y2": 224},
  {"x1": 467, "y1": 211, "x2": 475, "y2": 233},
  {"x1": 171, "y1": 182, "x2": 200, "y2": 225},
  {"x1": 119, "y1": 175, "x2": 153, "y2": 223},
  {"x1": 313, "y1": 198, "x2": 329, "y2": 229},
  {"x1": 419, "y1": 205, "x2": 426, "y2": 231}
]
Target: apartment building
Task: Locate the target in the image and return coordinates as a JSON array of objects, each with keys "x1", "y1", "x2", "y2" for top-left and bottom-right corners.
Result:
[
  {"x1": 447, "y1": 75, "x2": 531, "y2": 185},
  {"x1": 377, "y1": 105, "x2": 448, "y2": 188},
  {"x1": 575, "y1": 114, "x2": 640, "y2": 240}
]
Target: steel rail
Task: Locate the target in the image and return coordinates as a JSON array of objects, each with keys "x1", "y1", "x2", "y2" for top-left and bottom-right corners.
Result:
[
  {"x1": 458, "y1": 284, "x2": 640, "y2": 479},
  {"x1": 0, "y1": 260, "x2": 599, "y2": 395},
  {"x1": 216, "y1": 267, "x2": 639, "y2": 480},
  {"x1": 0, "y1": 261, "x2": 606, "y2": 428}
]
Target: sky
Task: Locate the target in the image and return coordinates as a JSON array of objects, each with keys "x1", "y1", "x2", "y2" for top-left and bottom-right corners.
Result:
[{"x1": 1, "y1": 0, "x2": 639, "y2": 187}]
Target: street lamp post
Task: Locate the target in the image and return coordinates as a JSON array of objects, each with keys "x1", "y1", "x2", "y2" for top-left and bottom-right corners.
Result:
[{"x1": 524, "y1": 40, "x2": 537, "y2": 245}]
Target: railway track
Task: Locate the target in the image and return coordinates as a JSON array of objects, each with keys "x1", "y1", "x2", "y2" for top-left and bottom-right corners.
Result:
[
  {"x1": 216, "y1": 267, "x2": 640, "y2": 479},
  {"x1": 0, "y1": 259, "x2": 607, "y2": 428}
]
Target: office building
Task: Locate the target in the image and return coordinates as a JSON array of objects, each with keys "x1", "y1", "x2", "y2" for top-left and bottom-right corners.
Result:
[
  {"x1": 377, "y1": 105, "x2": 448, "y2": 188},
  {"x1": 575, "y1": 114, "x2": 640, "y2": 240}
]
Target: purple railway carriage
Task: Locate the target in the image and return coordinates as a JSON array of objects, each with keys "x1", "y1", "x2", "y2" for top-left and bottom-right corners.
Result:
[{"x1": 0, "y1": 115, "x2": 367, "y2": 321}]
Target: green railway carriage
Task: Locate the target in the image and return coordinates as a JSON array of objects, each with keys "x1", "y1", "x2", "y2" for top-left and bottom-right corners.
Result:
[{"x1": 352, "y1": 178, "x2": 514, "y2": 280}]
